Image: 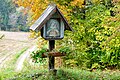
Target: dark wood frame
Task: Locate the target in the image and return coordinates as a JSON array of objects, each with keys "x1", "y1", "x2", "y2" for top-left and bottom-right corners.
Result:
[{"x1": 42, "y1": 52, "x2": 66, "y2": 58}]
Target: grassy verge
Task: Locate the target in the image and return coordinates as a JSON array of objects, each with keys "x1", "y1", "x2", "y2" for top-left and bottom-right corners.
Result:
[
  {"x1": 36, "y1": 68, "x2": 120, "y2": 80},
  {"x1": 14, "y1": 47, "x2": 29, "y2": 63},
  {"x1": 0, "y1": 47, "x2": 28, "y2": 79},
  {"x1": 1, "y1": 67, "x2": 120, "y2": 80}
]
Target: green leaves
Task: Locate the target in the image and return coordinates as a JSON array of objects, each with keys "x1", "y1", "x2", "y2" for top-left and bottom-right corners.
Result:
[
  {"x1": 59, "y1": 46, "x2": 71, "y2": 55},
  {"x1": 65, "y1": 1, "x2": 120, "y2": 69},
  {"x1": 31, "y1": 48, "x2": 47, "y2": 63}
]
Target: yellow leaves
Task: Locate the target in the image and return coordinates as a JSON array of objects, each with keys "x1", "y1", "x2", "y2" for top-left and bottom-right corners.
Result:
[
  {"x1": 91, "y1": 0, "x2": 101, "y2": 4},
  {"x1": 36, "y1": 36, "x2": 47, "y2": 49},
  {"x1": 15, "y1": 0, "x2": 76, "y2": 30},
  {"x1": 109, "y1": 38, "x2": 120, "y2": 48},
  {"x1": 29, "y1": 30, "x2": 40, "y2": 38},
  {"x1": 57, "y1": 4, "x2": 70, "y2": 21},
  {"x1": 16, "y1": 0, "x2": 73, "y2": 24},
  {"x1": 29, "y1": 31, "x2": 35, "y2": 38},
  {"x1": 71, "y1": 0, "x2": 84, "y2": 8},
  {"x1": 65, "y1": 59, "x2": 78, "y2": 67},
  {"x1": 15, "y1": 0, "x2": 23, "y2": 6},
  {"x1": 57, "y1": 4, "x2": 67, "y2": 14},
  {"x1": 32, "y1": 13, "x2": 40, "y2": 21},
  {"x1": 34, "y1": 0, "x2": 40, "y2": 3},
  {"x1": 17, "y1": 0, "x2": 48, "y2": 23},
  {"x1": 96, "y1": 35, "x2": 104, "y2": 41}
]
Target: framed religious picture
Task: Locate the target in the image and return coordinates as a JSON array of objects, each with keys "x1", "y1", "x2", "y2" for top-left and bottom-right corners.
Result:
[
  {"x1": 46, "y1": 19, "x2": 60, "y2": 37},
  {"x1": 43, "y1": 18, "x2": 64, "y2": 40}
]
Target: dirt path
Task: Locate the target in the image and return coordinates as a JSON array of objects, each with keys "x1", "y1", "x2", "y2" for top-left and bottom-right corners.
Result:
[
  {"x1": 15, "y1": 46, "x2": 36, "y2": 71},
  {"x1": 0, "y1": 31, "x2": 34, "y2": 69},
  {"x1": 0, "y1": 31, "x2": 31, "y2": 41}
]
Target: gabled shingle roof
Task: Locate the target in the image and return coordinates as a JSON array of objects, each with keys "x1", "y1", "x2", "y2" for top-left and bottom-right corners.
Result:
[{"x1": 30, "y1": 4, "x2": 73, "y2": 32}]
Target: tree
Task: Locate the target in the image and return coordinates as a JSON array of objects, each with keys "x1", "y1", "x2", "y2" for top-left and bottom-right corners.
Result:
[
  {"x1": 0, "y1": 0, "x2": 16, "y2": 30},
  {"x1": 15, "y1": 0, "x2": 85, "y2": 23},
  {"x1": 70, "y1": 0, "x2": 120, "y2": 69}
]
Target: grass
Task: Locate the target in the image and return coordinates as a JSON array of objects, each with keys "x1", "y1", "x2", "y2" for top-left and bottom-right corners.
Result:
[
  {"x1": 0, "y1": 47, "x2": 28, "y2": 79},
  {"x1": 36, "y1": 68, "x2": 120, "y2": 80},
  {"x1": 1, "y1": 67, "x2": 120, "y2": 80},
  {"x1": 0, "y1": 34, "x2": 5, "y2": 39},
  {"x1": 15, "y1": 47, "x2": 29, "y2": 61}
]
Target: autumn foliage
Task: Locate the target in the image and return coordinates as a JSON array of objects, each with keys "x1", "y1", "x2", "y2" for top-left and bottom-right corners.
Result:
[{"x1": 15, "y1": 0, "x2": 120, "y2": 69}]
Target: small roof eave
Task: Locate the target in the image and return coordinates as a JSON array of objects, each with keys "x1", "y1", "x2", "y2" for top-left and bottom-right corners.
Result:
[
  {"x1": 30, "y1": 4, "x2": 74, "y2": 32},
  {"x1": 56, "y1": 7, "x2": 74, "y2": 32},
  {"x1": 30, "y1": 4, "x2": 57, "y2": 31}
]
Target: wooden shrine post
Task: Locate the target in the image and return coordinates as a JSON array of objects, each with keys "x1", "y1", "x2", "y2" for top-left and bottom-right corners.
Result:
[
  {"x1": 30, "y1": 4, "x2": 74, "y2": 73},
  {"x1": 49, "y1": 40, "x2": 55, "y2": 70}
]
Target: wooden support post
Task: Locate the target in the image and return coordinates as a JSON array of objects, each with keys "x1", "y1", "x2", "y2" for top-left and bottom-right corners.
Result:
[{"x1": 49, "y1": 40, "x2": 55, "y2": 70}]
